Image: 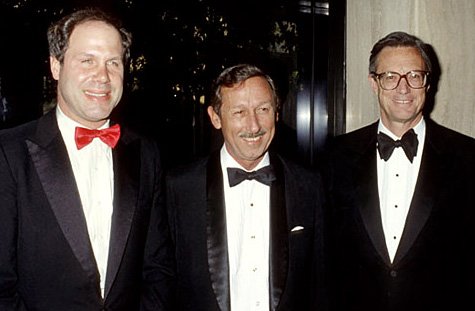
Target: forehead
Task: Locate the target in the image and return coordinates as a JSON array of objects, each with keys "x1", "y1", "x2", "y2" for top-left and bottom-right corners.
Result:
[
  {"x1": 68, "y1": 20, "x2": 122, "y2": 50},
  {"x1": 221, "y1": 76, "x2": 273, "y2": 106},
  {"x1": 376, "y1": 46, "x2": 425, "y2": 72}
]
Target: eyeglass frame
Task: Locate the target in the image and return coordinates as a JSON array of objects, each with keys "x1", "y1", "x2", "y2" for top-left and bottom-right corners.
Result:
[{"x1": 371, "y1": 70, "x2": 430, "y2": 90}]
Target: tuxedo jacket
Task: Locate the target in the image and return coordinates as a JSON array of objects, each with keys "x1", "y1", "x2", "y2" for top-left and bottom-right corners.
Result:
[
  {"x1": 0, "y1": 110, "x2": 175, "y2": 310},
  {"x1": 166, "y1": 151, "x2": 326, "y2": 311},
  {"x1": 323, "y1": 119, "x2": 475, "y2": 311}
]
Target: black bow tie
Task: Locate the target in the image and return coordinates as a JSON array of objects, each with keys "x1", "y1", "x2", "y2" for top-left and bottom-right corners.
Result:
[
  {"x1": 377, "y1": 129, "x2": 419, "y2": 163},
  {"x1": 227, "y1": 165, "x2": 276, "y2": 187}
]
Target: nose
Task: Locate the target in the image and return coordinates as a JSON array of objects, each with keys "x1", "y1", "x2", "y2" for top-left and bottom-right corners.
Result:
[
  {"x1": 94, "y1": 64, "x2": 110, "y2": 83},
  {"x1": 246, "y1": 111, "x2": 261, "y2": 133},
  {"x1": 396, "y1": 76, "x2": 410, "y2": 94}
]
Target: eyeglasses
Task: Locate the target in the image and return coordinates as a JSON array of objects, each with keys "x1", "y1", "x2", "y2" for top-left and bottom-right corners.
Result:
[{"x1": 371, "y1": 70, "x2": 430, "y2": 90}]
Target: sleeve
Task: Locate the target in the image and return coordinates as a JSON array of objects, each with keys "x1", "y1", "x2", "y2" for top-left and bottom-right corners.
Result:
[
  {"x1": 139, "y1": 141, "x2": 176, "y2": 311},
  {"x1": 0, "y1": 142, "x2": 24, "y2": 310}
]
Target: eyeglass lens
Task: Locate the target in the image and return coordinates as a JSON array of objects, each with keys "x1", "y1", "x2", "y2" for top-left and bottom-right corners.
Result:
[{"x1": 378, "y1": 71, "x2": 427, "y2": 90}]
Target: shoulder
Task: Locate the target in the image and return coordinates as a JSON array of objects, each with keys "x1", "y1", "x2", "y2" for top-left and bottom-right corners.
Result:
[
  {"x1": 0, "y1": 119, "x2": 41, "y2": 162},
  {"x1": 322, "y1": 122, "x2": 378, "y2": 163},
  {"x1": 0, "y1": 119, "x2": 39, "y2": 145},
  {"x1": 273, "y1": 154, "x2": 325, "y2": 219},
  {"x1": 166, "y1": 155, "x2": 209, "y2": 182},
  {"x1": 120, "y1": 126, "x2": 156, "y2": 145},
  {"x1": 276, "y1": 154, "x2": 314, "y2": 174},
  {"x1": 426, "y1": 119, "x2": 475, "y2": 146},
  {"x1": 119, "y1": 126, "x2": 161, "y2": 156},
  {"x1": 327, "y1": 122, "x2": 378, "y2": 155},
  {"x1": 273, "y1": 153, "x2": 322, "y2": 186},
  {"x1": 165, "y1": 155, "x2": 211, "y2": 209},
  {"x1": 425, "y1": 119, "x2": 475, "y2": 158}
]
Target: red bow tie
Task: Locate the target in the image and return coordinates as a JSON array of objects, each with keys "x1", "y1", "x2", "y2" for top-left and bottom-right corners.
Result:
[{"x1": 75, "y1": 124, "x2": 121, "y2": 150}]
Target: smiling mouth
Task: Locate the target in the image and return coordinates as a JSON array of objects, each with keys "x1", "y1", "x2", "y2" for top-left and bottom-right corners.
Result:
[
  {"x1": 243, "y1": 136, "x2": 262, "y2": 142},
  {"x1": 239, "y1": 131, "x2": 266, "y2": 142},
  {"x1": 394, "y1": 99, "x2": 412, "y2": 104},
  {"x1": 84, "y1": 90, "x2": 109, "y2": 97}
]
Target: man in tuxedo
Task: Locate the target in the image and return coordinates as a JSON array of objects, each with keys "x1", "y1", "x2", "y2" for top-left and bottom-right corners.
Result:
[
  {"x1": 0, "y1": 8, "x2": 174, "y2": 310},
  {"x1": 166, "y1": 64, "x2": 326, "y2": 310},
  {"x1": 323, "y1": 31, "x2": 475, "y2": 311}
]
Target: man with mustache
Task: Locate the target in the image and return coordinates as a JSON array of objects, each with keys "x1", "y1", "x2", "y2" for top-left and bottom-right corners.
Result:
[
  {"x1": 0, "y1": 8, "x2": 174, "y2": 310},
  {"x1": 323, "y1": 31, "x2": 475, "y2": 310},
  {"x1": 166, "y1": 64, "x2": 326, "y2": 310}
]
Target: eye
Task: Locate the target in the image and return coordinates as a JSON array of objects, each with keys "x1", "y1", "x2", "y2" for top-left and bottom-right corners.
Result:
[
  {"x1": 256, "y1": 105, "x2": 272, "y2": 114},
  {"x1": 384, "y1": 72, "x2": 398, "y2": 81},
  {"x1": 107, "y1": 59, "x2": 122, "y2": 67},
  {"x1": 408, "y1": 72, "x2": 422, "y2": 80},
  {"x1": 257, "y1": 107, "x2": 267, "y2": 114},
  {"x1": 81, "y1": 58, "x2": 93, "y2": 65}
]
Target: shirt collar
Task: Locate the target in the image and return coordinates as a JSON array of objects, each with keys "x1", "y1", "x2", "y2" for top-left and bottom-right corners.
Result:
[
  {"x1": 56, "y1": 105, "x2": 110, "y2": 147},
  {"x1": 378, "y1": 117, "x2": 425, "y2": 140}
]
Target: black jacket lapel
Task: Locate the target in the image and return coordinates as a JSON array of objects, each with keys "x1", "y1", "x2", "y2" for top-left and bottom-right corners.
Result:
[
  {"x1": 104, "y1": 132, "x2": 140, "y2": 298},
  {"x1": 27, "y1": 111, "x2": 99, "y2": 284},
  {"x1": 393, "y1": 124, "x2": 439, "y2": 264},
  {"x1": 356, "y1": 125, "x2": 391, "y2": 265},
  {"x1": 206, "y1": 152, "x2": 230, "y2": 311},
  {"x1": 269, "y1": 154, "x2": 288, "y2": 310}
]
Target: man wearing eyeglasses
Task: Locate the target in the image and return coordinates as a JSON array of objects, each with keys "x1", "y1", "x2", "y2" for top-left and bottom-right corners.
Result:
[{"x1": 323, "y1": 31, "x2": 475, "y2": 311}]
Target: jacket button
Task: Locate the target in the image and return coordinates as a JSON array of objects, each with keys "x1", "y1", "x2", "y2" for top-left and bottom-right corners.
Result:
[{"x1": 390, "y1": 270, "x2": 397, "y2": 277}]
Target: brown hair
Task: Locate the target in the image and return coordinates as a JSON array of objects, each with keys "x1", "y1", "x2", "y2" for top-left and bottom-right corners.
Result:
[
  {"x1": 369, "y1": 31, "x2": 432, "y2": 73},
  {"x1": 210, "y1": 64, "x2": 280, "y2": 114},
  {"x1": 47, "y1": 8, "x2": 132, "y2": 64}
]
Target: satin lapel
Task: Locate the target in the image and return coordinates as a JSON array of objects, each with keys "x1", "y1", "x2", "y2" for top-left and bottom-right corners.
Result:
[
  {"x1": 269, "y1": 154, "x2": 288, "y2": 311},
  {"x1": 27, "y1": 111, "x2": 99, "y2": 283},
  {"x1": 356, "y1": 132, "x2": 391, "y2": 265},
  {"x1": 104, "y1": 135, "x2": 140, "y2": 297},
  {"x1": 206, "y1": 152, "x2": 230, "y2": 311},
  {"x1": 393, "y1": 132, "x2": 438, "y2": 264}
]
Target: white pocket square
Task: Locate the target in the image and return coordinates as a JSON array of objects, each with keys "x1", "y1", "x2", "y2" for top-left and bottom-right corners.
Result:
[{"x1": 291, "y1": 226, "x2": 304, "y2": 232}]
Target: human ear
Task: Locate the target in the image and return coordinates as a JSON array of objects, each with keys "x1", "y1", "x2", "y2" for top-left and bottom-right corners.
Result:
[
  {"x1": 207, "y1": 106, "x2": 222, "y2": 129},
  {"x1": 368, "y1": 74, "x2": 379, "y2": 94},
  {"x1": 50, "y1": 56, "x2": 61, "y2": 81}
]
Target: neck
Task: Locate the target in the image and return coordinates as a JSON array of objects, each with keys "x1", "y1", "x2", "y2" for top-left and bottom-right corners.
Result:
[
  {"x1": 382, "y1": 116, "x2": 422, "y2": 137},
  {"x1": 57, "y1": 102, "x2": 108, "y2": 129}
]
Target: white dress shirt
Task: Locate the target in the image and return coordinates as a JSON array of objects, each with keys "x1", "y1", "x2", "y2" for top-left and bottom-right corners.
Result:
[
  {"x1": 56, "y1": 106, "x2": 114, "y2": 297},
  {"x1": 377, "y1": 118, "x2": 425, "y2": 262},
  {"x1": 221, "y1": 146, "x2": 270, "y2": 311}
]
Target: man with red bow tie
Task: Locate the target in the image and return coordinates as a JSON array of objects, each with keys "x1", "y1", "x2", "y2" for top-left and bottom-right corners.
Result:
[{"x1": 0, "y1": 8, "x2": 174, "y2": 310}]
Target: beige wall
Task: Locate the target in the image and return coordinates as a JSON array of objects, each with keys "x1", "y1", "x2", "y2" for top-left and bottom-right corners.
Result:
[{"x1": 346, "y1": 0, "x2": 475, "y2": 138}]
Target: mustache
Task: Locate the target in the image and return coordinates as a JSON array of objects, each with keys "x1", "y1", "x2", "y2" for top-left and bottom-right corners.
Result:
[{"x1": 239, "y1": 130, "x2": 266, "y2": 139}]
